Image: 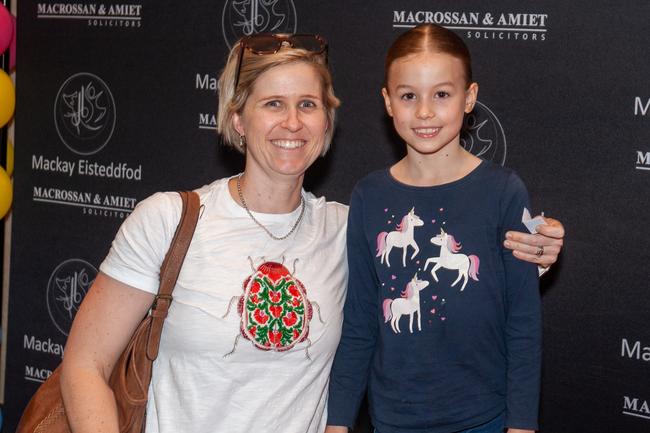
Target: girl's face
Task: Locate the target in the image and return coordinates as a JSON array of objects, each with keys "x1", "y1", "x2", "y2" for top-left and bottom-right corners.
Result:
[
  {"x1": 233, "y1": 62, "x2": 328, "y2": 181},
  {"x1": 382, "y1": 52, "x2": 478, "y2": 157}
]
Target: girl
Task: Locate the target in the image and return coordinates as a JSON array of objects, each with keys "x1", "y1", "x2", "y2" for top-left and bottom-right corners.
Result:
[{"x1": 327, "y1": 25, "x2": 542, "y2": 433}]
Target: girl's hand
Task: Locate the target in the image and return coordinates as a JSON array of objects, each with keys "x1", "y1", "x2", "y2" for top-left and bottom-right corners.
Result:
[{"x1": 504, "y1": 216, "x2": 565, "y2": 268}]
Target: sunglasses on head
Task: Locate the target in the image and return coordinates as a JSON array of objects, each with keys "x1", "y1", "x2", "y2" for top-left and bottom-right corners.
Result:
[{"x1": 233, "y1": 33, "x2": 328, "y2": 92}]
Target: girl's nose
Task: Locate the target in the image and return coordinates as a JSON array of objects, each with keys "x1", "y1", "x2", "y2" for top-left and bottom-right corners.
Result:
[{"x1": 416, "y1": 102, "x2": 435, "y2": 120}]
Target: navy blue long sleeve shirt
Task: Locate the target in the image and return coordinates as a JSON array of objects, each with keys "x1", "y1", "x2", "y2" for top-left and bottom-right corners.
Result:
[{"x1": 328, "y1": 162, "x2": 541, "y2": 433}]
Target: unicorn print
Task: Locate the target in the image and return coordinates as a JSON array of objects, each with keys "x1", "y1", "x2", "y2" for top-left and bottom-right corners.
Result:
[
  {"x1": 382, "y1": 274, "x2": 430, "y2": 333},
  {"x1": 376, "y1": 208, "x2": 424, "y2": 267},
  {"x1": 424, "y1": 228, "x2": 480, "y2": 291}
]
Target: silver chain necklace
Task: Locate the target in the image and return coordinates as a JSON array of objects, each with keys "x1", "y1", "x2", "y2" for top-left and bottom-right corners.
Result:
[{"x1": 236, "y1": 174, "x2": 306, "y2": 241}]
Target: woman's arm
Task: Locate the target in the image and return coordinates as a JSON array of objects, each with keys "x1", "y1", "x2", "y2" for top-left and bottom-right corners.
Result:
[
  {"x1": 60, "y1": 272, "x2": 154, "y2": 433},
  {"x1": 504, "y1": 216, "x2": 565, "y2": 267}
]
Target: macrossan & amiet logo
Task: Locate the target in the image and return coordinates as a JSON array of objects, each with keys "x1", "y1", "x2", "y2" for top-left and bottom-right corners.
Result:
[
  {"x1": 636, "y1": 151, "x2": 650, "y2": 172},
  {"x1": 392, "y1": 10, "x2": 548, "y2": 42},
  {"x1": 623, "y1": 396, "x2": 650, "y2": 420},
  {"x1": 36, "y1": 2, "x2": 143, "y2": 28}
]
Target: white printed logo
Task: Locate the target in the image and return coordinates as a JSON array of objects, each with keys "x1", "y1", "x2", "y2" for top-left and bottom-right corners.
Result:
[
  {"x1": 36, "y1": 3, "x2": 143, "y2": 28},
  {"x1": 24, "y1": 365, "x2": 54, "y2": 384},
  {"x1": 634, "y1": 97, "x2": 649, "y2": 116},
  {"x1": 623, "y1": 396, "x2": 650, "y2": 420},
  {"x1": 636, "y1": 151, "x2": 650, "y2": 172},
  {"x1": 46, "y1": 259, "x2": 98, "y2": 336},
  {"x1": 222, "y1": 0, "x2": 297, "y2": 48},
  {"x1": 461, "y1": 101, "x2": 507, "y2": 166},
  {"x1": 621, "y1": 338, "x2": 650, "y2": 361},
  {"x1": 54, "y1": 73, "x2": 116, "y2": 156},
  {"x1": 392, "y1": 11, "x2": 548, "y2": 42}
]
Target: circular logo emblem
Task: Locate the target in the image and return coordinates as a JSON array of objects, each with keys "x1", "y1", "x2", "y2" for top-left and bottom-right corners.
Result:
[
  {"x1": 461, "y1": 101, "x2": 507, "y2": 166},
  {"x1": 222, "y1": 0, "x2": 297, "y2": 48},
  {"x1": 54, "y1": 72, "x2": 116, "y2": 156},
  {"x1": 46, "y1": 259, "x2": 98, "y2": 336}
]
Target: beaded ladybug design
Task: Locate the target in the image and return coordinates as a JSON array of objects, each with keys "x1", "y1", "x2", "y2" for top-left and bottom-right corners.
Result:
[{"x1": 223, "y1": 259, "x2": 323, "y2": 359}]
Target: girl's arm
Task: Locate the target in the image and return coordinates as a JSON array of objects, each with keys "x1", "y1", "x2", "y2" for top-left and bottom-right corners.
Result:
[
  {"x1": 60, "y1": 273, "x2": 154, "y2": 433},
  {"x1": 327, "y1": 188, "x2": 379, "y2": 430},
  {"x1": 504, "y1": 216, "x2": 564, "y2": 268},
  {"x1": 500, "y1": 174, "x2": 542, "y2": 431}
]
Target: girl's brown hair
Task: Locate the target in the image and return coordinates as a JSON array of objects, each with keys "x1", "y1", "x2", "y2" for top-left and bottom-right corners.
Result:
[{"x1": 384, "y1": 24, "x2": 472, "y2": 89}]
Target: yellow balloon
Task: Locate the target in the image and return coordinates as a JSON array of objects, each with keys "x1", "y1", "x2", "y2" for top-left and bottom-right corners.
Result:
[
  {"x1": 6, "y1": 138, "x2": 13, "y2": 177},
  {"x1": 0, "y1": 166, "x2": 12, "y2": 219},
  {"x1": 0, "y1": 69, "x2": 15, "y2": 127}
]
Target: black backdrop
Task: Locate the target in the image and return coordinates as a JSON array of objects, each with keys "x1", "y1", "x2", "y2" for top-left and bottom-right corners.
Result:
[{"x1": 3, "y1": 1, "x2": 650, "y2": 432}]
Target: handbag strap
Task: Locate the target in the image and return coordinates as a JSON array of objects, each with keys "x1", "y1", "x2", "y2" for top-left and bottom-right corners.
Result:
[{"x1": 146, "y1": 190, "x2": 201, "y2": 360}]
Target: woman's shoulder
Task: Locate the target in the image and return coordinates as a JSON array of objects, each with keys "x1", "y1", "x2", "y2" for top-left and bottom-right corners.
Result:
[
  {"x1": 303, "y1": 191, "x2": 349, "y2": 221},
  {"x1": 131, "y1": 191, "x2": 182, "y2": 221},
  {"x1": 132, "y1": 177, "x2": 228, "y2": 222}
]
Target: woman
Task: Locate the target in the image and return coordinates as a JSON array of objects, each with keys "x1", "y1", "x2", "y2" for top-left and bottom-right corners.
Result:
[{"x1": 59, "y1": 33, "x2": 563, "y2": 433}]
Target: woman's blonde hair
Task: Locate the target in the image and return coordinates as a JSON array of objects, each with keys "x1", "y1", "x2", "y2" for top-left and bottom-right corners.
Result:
[{"x1": 217, "y1": 40, "x2": 340, "y2": 155}]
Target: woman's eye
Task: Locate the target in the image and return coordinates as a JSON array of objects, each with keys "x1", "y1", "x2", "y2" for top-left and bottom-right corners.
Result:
[
  {"x1": 265, "y1": 100, "x2": 282, "y2": 108},
  {"x1": 299, "y1": 100, "x2": 317, "y2": 109},
  {"x1": 400, "y1": 92, "x2": 416, "y2": 101}
]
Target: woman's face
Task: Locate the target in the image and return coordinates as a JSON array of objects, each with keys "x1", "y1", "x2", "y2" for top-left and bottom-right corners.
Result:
[{"x1": 233, "y1": 62, "x2": 328, "y2": 182}]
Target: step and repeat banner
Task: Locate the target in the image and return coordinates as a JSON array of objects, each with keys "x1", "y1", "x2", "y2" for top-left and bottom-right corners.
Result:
[{"x1": 3, "y1": 1, "x2": 649, "y2": 432}]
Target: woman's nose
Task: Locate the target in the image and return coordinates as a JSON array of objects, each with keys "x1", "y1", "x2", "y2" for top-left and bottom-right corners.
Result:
[{"x1": 281, "y1": 107, "x2": 303, "y2": 131}]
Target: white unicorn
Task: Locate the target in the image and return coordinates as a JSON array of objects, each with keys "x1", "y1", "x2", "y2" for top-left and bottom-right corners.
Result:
[
  {"x1": 424, "y1": 228, "x2": 480, "y2": 291},
  {"x1": 376, "y1": 208, "x2": 424, "y2": 267},
  {"x1": 382, "y1": 274, "x2": 430, "y2": 333}
]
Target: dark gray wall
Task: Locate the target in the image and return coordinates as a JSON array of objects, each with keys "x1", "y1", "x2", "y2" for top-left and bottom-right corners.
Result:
[{"x1": 4, "y1": 1, "x2": 650, "y2": 432}]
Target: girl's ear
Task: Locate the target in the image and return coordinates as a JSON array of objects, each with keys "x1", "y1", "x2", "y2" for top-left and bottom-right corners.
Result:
[
  {"x1": 381, "y1": 87, "x2": 394, "y2": 117},
  {"x1": 464, "y1": 82, "x2": 479, "y2": 113}
]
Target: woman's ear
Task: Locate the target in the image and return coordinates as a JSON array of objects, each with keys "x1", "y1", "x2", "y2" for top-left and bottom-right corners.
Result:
[
  {"x1": 464, "y1": 82, "x2": 479, "y2": 113},
  {"x1": 233, "y1": 112, "x2": 245, "y2": 136},
  {"x1": 381, "y1": 87, "x2": 394, "y2": 117}
]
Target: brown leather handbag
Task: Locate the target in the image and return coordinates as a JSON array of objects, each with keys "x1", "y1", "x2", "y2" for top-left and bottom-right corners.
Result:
[{"x1": 16, "y1": 191, "x2": 201, "y2": 433}]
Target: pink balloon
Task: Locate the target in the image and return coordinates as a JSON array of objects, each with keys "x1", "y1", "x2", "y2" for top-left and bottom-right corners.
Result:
[
  {"x1": 0, "y1": 4, "x2": 13, "y2": 54},
  {"x1": 9, "y1": 14, "x2": 15, "y2": 69}
]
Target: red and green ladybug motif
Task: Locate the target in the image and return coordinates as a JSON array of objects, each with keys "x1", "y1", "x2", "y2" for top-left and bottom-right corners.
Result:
[{"x1": 223, "y1": 259, "x2": 323, "y2": 359}]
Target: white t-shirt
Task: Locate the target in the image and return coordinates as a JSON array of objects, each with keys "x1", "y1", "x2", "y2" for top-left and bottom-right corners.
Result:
[{"x1": 100, "y1": 177, "x2": 348, "y2": 433}]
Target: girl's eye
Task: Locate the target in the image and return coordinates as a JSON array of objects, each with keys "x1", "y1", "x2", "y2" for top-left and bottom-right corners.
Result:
[
  {"x1": 435, "y1": 91, "x2": 450, "y2": 98},
  {"x1": 400, "y1": 92, "x2": 417, "y2": 101},
  {"x1": 265, "y1": 100, "x2": 282, "y2": 108}
]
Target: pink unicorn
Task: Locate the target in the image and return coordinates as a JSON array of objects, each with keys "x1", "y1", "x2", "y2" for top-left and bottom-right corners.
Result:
[
  {"x1": 424, "y1": 228, "x2": 480, "y2": 291},
  {"x1": 376, "y1": 208, "x2": 424, "y2": 267},
  {"x1": 382, "y1": 274, "x2": 429, "y2": 333}
]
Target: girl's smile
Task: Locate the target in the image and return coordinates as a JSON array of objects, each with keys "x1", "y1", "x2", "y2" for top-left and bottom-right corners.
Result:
[{"x1": 412, "y1": 127, "x2": 441, "y2": 139}]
